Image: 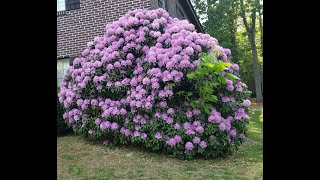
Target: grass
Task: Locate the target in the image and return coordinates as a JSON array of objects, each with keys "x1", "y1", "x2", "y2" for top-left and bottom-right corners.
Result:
[{"x1": 57, "y1": 105, "x2": 262, "y2": 179}]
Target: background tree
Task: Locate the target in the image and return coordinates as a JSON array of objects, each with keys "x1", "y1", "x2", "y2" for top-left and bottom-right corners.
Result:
[
  {"x1": 193, "y1": 0, "x2": 240, "y2": 63},
  {"x1": 239, "y1": 0, "x2": 262, "y2": 102},
  {"x1": 192, "y1": 0, "x2": 263, "y2": 102}
]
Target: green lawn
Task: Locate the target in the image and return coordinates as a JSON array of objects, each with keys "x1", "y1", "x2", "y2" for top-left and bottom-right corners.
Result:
[{"x1": 57, "y1": 105, "x2": 263, "y2": 179}]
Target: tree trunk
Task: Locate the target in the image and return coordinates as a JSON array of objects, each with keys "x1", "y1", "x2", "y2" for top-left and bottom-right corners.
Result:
[
  {"x1": 248, "y1": 34, "x2": 263, "y2": 102},
  {"x1": 230, "y1": 0, "x2": 238, "y2": 63},
  {"x1": 259, "y1": 9, "x2": 263, "y2": 97},
  {"x1": 239, "y1": 0, "x2": 263, "y2": 102},
  {"x1": 259, "y1": 11, "x2": 263, "y2": 57}
]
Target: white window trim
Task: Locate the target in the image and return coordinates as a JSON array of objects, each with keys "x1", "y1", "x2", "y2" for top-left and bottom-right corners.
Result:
[{"x1": 57, "y1": 0, "x2": 66, "y2": 12}]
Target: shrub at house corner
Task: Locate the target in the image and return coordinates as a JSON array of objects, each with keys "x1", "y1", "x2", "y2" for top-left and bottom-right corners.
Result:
[
  {"x1": 58, "y1": 8, "x2": 251, "y2": 159},
  {"x1": 57, "y1": 88, "x2": 73, "y2": 136}
]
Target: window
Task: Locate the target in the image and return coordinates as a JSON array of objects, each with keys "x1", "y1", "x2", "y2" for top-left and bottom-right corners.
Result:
[
  {"x1": 57, "y1": 59, "x2": 70, "y2": 86},
  {"x1": 57, "y1": 0, "x2": 65, "y2": 11},
  {"x1": 57, "y1": 0, "x2": 80, "y2": 12},
  {"x1": 65, "y1": 0, "x2": 80, "y2": 11},
  {"x1": 176, "y1": 5, "x2": 185, "y2": 20}
]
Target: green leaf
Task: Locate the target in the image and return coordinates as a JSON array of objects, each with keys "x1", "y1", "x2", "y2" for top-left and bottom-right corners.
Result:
[
  {"x1": 201, "y1": 56, "x2": 210, "y2": 63},
  {"x1": 208, "y1": 95, "x2": 218, "y2": 102},
  {"x1": 222, "y1": 62, "x2": 232, "y2": 67},
  {"x1": 198, "y1": 52, "x2": 207, "y2": 57},
  {"x1": 218, "y1": 75, "x2": 226, "y2": 84},
  {"x1": 204, "y1": 107, "x2": 210, "y2": 114},
  {"x1": 203, "y1": 62, "x2": 214, "y2": 68},
  {"x1": 227, "y1": 73, "x2": 240, "y2": 80},
  {"x1": 209, "y1": 81, "x2": 219, "y2": 87},
  {"x1": 186, "y1": 73, "x2": 195, "y2": 79},
  {"x1": 197, "y1": 59, "x2": 202, "y2": 67},
  {"x1": 190, "y1": 102, "x2": 195, "y2": 108},
  {"x1": 167, "y1": 83, "x2": 175, "y2": 90},
  {"x1": 213, "y1": 63, "x2": 225, "y2": 72},
  {"x1": 206, "y1": 103, "x2": 213, "y2": 110},
  {"x1": 187, "y1": 92, "x2": 193, "y2": 96}
]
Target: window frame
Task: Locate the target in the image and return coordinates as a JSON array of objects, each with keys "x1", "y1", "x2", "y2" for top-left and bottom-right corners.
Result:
[
  {"x1": 57, "y1": 0, "x2": 80, "y2": 12},
  {"x1": 57, "y1": 0, "x2": 66, "y2": 12}
]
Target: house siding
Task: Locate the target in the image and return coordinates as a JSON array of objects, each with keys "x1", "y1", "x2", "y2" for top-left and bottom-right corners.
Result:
[
  {"x1": 150, "y1": 0, "x2": 160, "y2": 9},
  {"x1": 150, "y1": 0, "x2": 191, "y2": 22}
]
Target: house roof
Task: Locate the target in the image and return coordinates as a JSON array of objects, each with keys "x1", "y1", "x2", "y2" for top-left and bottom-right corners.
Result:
[{"x1": 180, "y1": 0, "x2": 205, "y2": 33}]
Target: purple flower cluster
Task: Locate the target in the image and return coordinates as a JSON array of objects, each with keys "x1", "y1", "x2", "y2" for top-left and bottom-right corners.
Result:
[
  {"x1": 208, "y1": 109, "x2": 222, "y2": 123},
  {"x1": 235, "y1": 108, "x2": 250, "y2": 120},
  {"x1": 242, "y1": 99, "x2": 251, "y2": 107},
  {"x1": 221, "y1": 96, "x2": 236, "y2": 103},
  {"x1": 183, "y1": 121, "x2": 204, "y2": 135},
  {"x1": 185, "y1": 142, "x2": 194, "y2": 150},
  {"x1": 155, "y1": 132, "x2": 162, "y2": 139}
]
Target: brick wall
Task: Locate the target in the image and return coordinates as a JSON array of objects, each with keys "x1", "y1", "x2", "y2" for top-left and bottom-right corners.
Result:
[{"x1": 57, "y1": 0, "x2": 151, "y2": 59}]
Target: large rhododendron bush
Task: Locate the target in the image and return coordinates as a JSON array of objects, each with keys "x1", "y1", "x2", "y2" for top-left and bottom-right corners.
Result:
[{"x1": 58, "y1": 8, "x2": 251, "y2": 159}]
